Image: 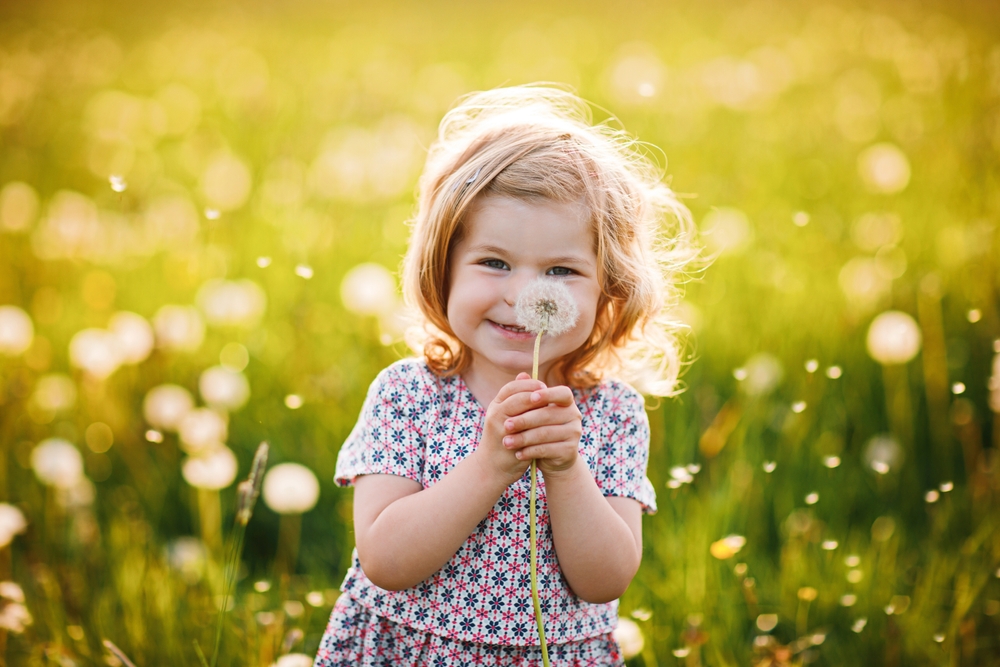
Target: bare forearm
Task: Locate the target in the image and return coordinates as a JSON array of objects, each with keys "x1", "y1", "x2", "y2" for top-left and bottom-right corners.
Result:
[
  {"x1": 359, "y1": 452, "x2": 509, "y2": 590},
  {"x1": 544, "y1": 459, "x2": 642, "y2": 603}
]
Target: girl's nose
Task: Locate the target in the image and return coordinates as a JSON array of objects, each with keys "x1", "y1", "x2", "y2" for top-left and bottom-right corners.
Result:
[{"x1": 503, "y1": 272, "x2": 533, "y2": 307}]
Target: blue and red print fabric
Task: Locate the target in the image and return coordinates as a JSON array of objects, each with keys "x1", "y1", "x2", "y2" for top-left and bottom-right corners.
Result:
[{"x1": 326, "y1": 359, "x2": 656, "y2": 649}]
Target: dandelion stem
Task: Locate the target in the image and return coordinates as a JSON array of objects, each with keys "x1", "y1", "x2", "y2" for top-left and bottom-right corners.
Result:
[{"x1": 529, "y1": 326, "x2": 550, "y2": 667}]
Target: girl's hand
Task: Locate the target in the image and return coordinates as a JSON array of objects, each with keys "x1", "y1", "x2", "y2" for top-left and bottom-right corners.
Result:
[
  {"x1": 500, "y1": 381, "x2": 582, "y2": 477},
  {"x1": 477, "y1": 372, "x2": 547, "y2": 485}
]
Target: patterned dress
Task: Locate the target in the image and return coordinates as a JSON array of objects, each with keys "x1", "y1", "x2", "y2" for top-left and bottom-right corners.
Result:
[{"x1": 315, "y1": 359, "x2": 657, "y2": 667}]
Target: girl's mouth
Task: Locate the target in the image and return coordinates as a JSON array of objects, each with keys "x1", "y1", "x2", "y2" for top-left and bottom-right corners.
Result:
[{"x1": 489, "y1": 321, "x2": 533, "y2": 338}]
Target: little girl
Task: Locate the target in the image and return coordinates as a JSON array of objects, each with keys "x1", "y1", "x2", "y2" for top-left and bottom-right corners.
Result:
[{"x1": 315, "y1": 85, "x2": 694, "y2": 667}]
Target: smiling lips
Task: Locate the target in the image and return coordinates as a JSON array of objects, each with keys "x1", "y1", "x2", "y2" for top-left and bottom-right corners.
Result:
[{"x1": 490, "y1": 320, "x2": 534, "y2": 339}]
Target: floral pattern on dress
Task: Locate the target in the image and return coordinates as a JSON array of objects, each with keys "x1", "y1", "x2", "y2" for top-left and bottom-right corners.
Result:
[
  {"x1": 329, "y1": 358, "x2": 656, "y2": 647},
  {"x1": 314, "y1": 593, "x2": 625, "y2": 667}
]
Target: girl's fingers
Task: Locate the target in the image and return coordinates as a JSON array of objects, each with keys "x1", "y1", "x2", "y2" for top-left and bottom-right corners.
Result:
[
  {"x1": 503, "y1": 404, "x2": 581, "y2": 433},
  {"x1": 493, "y1": 379, "x2": 547, "y2": 404},
  {"x1": 513, "y1": 442, "x2": 575, "y2": 462},
  {"x1": 502, "y1": 425, "x2": 571, "y2": 449}
]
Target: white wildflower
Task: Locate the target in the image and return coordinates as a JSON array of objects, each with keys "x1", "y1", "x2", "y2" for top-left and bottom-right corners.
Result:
[
  {"x1": 0, "y1": 504, "x2": 27, "y2": 548},
  {"x1": 513, "y1": 279, "x2": 579, "y2": 335}
]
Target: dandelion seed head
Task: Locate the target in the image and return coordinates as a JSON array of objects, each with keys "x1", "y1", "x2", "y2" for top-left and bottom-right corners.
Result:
[
  {"x1": 109, "y1": 174, "x2": 127, "y2": 192},
  {"x1": 933, "y1": 633, "x2": 945, "y2": 643},
  {"x1": 840, "y1": 594, "x2": 857, "y2": 607},
  {"x1": 805, "y1": 359, "x2": 819, "y2": 373},
  {"x1": 825, "y1": 365, "x2": 843, "y2": 379},
  {"x1": 762, "y1": 461, "x2": 777, "y2": 473},
  {"x1": 845, "y1": 555, "x2": 861, "y2": 567},
  {"x1": 263, "y1": 463, "x2": 320, "y2": 514},
  {"x1": 791, "y1": 401, "x2": 807, "y2": 413},
  {"x1": 805, "y1": 492, "x2": 819, "y2": 505},
  {"x1": 939, "y1": 481, "x2": 953, "y2": 492},
  {"x1": 823, "y1": 456, "x2": 841, "y2": 468},
  {"x1": 852, "y1": 618, "x2": 867, "y2": 633},
  {"x1": 613, "y1": 617, "x2": 644, "y2": 659},
  {"x1": 925, "y1": 490, "x2": 940, "y2": 503},
  {"x1": 822, "y1": 540, "x2": 839, "y2": 550},
  {"x1": 514, "y1": 279, "x2": 579, "y2": 335}
]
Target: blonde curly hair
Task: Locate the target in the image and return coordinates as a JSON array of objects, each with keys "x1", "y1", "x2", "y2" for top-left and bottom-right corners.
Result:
[{"x1": 402, "y1": 84, "x2": 697, "y2": 397}]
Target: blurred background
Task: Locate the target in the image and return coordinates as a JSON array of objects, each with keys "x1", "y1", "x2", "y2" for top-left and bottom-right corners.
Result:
[{"x1": 0, "y1": 0, "x2": 998, "y2": 664}]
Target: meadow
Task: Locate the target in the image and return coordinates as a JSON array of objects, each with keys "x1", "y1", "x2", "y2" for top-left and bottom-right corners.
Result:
[{"x1": 0, "y1": 0, "x2": 998, "y2": 664}]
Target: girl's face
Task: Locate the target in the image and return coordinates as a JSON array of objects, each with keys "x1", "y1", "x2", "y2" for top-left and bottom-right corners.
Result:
[{"x1": 447, "y1": 195, "x2": 601, "y2": 393}]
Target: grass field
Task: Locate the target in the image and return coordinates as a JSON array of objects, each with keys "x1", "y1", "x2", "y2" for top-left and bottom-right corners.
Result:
[{"x1": 0, "y1": 0, "x2": 998, "y2": 664}]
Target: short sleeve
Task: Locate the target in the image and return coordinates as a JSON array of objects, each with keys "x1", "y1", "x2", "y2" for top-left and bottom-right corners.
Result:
[
  {"x1": 593, "y1": 383, "x2": 657, "y2": 515},
  {"x1": 334, "y1": 360, "x2": 433, "y2": 487}
]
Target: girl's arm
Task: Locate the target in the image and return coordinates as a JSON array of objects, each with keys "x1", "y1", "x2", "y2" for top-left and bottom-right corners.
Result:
[
  {"x1": 353, "y1": 377, "x2": 544, "y2": 591},
  {"x1": 542, "y1": 464, "x2": 642, "y2": 603}
]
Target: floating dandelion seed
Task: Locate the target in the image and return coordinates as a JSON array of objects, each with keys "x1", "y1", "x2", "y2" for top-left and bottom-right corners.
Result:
[
  {"x1": 514, "y1": 279, "x2": 579, "y2": 336},
  {"x1": 630, "y1": 608, "x2": 652, "y2": 621},
  {"x1": 295, "y1": 264, "x2": 313, "y2": 279},
  {"x1": 762, "y1": 461, "x2": 777, "y2": 473},
  {"x1": 256, "y1": 256, "x2": 272, "y2": 268},
  {"x1": 109, "y1": 174, "x2": 127, "y2": 192},
  {"x1": 805, "y1": 359, "x2": 819, "y2": 373}
]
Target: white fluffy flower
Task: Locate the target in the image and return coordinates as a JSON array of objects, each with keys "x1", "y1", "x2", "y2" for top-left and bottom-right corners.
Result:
[
  {"x1": 182, "y1": 447, "x2": 238, "y2": 490},
  {"x1": 0, "y1": 504, "x2": 28, "y2": 548},
  {"x1": 262, "y1": 463, "x2": 320, "y2": 514},
  {"x1": 866, "y1": 310, "x2": 921, "y2": 365},
  {"x1": 108, "y1": 311, "x2": 154, "y2": 364},
  {"x1": 143, "y1": 384, "x2": 194, "y2": 431},
  {"x1": 613, "y1": 617, "x2": 645, "y2": 659},
  {"x1": 178, "y1": 408, "x2": 228, "y2": 453},
  {"x1": 30, "y1": 439, "x2": 84, "y2": 488},
  {"x1": 0, "y1": 306, "x2": 33, "y2": 356},
  {"x1": 513, "y1": 279, "x2": 579, "y2": 336},
  {"x1": 199, "y1": 366, "x2": 250, "y2": 411}
]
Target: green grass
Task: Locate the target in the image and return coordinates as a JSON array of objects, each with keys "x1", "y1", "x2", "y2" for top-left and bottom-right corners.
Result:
[{"x1": 1, "y1": 0, "x2": 999, "y2": 664}]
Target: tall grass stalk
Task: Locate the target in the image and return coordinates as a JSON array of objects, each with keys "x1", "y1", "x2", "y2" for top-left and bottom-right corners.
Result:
[{"x1": 210, "y1": 442, "x2": 269, "y2": 667}]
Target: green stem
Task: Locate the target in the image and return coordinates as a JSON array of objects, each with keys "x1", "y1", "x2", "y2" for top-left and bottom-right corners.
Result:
[{"x1": 530, "y1": 330, "x2": 550, "y2": 667}]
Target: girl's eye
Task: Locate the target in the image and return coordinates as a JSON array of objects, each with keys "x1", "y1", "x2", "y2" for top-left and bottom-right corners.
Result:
[
  {"x1": 482, "y1": 259, "x2": 509, "y2": 270},
  {"x1": 546, "y1": 266, "x2": 574, "y2": 276}
]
